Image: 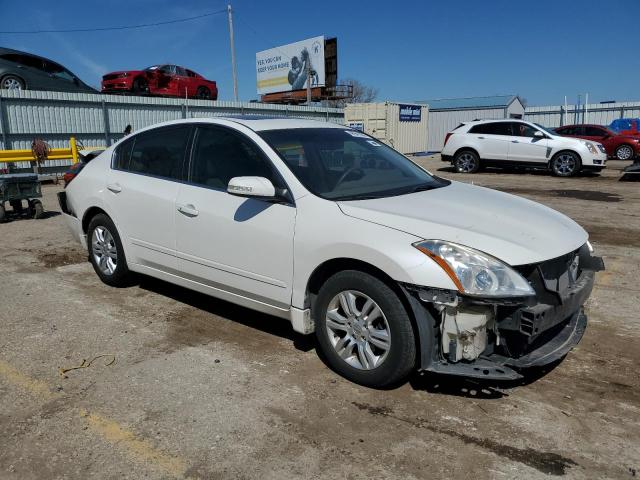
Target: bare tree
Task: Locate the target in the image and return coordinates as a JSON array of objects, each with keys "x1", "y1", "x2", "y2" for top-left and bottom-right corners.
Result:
[{"x1": 326, "y1": 78, "x2": 379, "y2": 107}]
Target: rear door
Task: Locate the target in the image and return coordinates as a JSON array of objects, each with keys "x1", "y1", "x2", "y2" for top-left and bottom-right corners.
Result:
[
  {"x1": 174, "y1": 125, "x2": 296, "y2": 308},
  {"x1": 507, "y1": 122, "x2": 549, "y2": 164},
  {"x1": 467, "y1": 122, "x2": 512, "y2": 160},
  {"x1": 105, "y1": 124, "x2": 192, "y2": 271}
]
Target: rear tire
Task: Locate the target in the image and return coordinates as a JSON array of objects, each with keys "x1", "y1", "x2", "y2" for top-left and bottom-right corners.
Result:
[
  {"x1": 550, "y1": 151, "x2": 581, "y2": 177},
  {"x1": 87, "y1": 214, "x2": 133, "y2": 287},
  {"x1": 453, "y1": 150, "x2": 480, "y2": 173},
  {"x1": 615, "y1": 144, "x2": 634, "y2": 161},
  {"x1": 314, "y1": 270, "x2": 416, "y2": 388},
  {"x1": 196, "y1": 86, "x2": 211, "y2": 100},
  {"x1": 0, "y1": 204, "x2": 5, "y2": 222},
  {"x1": 30, "y1": 199, "x2": 44, "y2": 219}
]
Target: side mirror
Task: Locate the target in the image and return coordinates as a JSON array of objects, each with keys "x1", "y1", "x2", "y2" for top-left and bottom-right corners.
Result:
[
  {"x1": 227, "y1": 176, "x2": 276, "y2": 198},
  {"x1": 534, "y1": 131, "x2": 545, "y2": 138}
]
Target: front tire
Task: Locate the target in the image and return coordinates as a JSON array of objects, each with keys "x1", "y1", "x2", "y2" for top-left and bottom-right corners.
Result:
[
  {"x1": 615, "y1": 144, "x2": 634, "y2": 161},
  {"x1": 314, "y1": 270, "x2": 416, "y2": 388},
  {"x1": 87, "y1": 214, "x2": 132, "y2": 287},
  {"x1": 132, "y1": 77, "x2": 148, "y2": 94},
  {"x1": 551, "y1": 151, "x2": 581, "y2": 177},
  {"x1": 453, "y1": 150, "x2": 480, "y2": 173}
]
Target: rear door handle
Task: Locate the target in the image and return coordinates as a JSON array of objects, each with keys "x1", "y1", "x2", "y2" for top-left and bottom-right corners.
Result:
[
  {"x1": 177, "y1": 204, "x2": 199, "y2": 217},
  {"x1": 478, "y1": 136, "x2": 485, "y2": 139},
  {"x1": 512, "y1": 140, "x2": 519, "y2": 143},
  {"x1": 106, "y1": 183, "x2": 122, "y2": 193}
]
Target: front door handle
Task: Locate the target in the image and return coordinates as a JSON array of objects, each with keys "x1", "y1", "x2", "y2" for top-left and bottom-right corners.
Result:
[
  {"x1": 478, "y1": 136, "x2": 485, "y2": 139},
  {"x1": 177, "y1": 204, "x2": 199, "y2": 217},
  {"x1": 107, "y1": 183, "x2": 122, "y2": 193},
  {"x1": 511, "y1": 140, "x2": 520, "y2": 143}
]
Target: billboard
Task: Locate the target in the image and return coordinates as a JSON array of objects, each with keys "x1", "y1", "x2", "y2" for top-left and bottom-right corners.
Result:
[{"x1": 256, "y1": 36, "x2": 325, "y2": 95}]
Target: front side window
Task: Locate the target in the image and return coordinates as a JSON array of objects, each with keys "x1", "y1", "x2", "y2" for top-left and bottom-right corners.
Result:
[
  {"x1": 511, "y1": 123, "x2": 539, "y2": 138},
  {"x1": 123, "y1": 126, "x2": 190, "y2": 180},
  {"x1": 584, "y1": 126, "x2": 606, "y2": 137},
  {"x1": 190, "y1": 127, "x2": 280, "y2": 190},
  {"x1": 260, "y1": 128, "x2": 448, "y2": 201},
  {"x1": 469, "y1": 122, "x2": 512, "y2": 136}
]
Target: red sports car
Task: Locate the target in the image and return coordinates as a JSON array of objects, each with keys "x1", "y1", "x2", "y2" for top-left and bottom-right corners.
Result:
[
  {"x1": 554, "y1": 123, "x2": 640, "y2": 160},
  {"x1": 101, "y1": 64, "x2": 217, "y2": 100}
]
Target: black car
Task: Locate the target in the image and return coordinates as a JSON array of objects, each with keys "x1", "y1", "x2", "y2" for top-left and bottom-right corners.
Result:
[{"x1": 0, "y1": 47, "x2": 96, "y2": 93}]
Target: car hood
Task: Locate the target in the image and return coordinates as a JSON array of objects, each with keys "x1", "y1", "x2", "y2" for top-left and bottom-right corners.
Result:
[{"x1": 337, "y1": 181, "x2": 588, "y2": 266}]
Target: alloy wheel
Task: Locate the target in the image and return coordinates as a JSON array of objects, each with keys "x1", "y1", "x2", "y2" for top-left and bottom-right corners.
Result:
[
  {"x1": 456, "y1": 153, "x2": 477, "y2": 172},
  {"x1": 554, "y1": 153, "x2": 577, "y2": 175},
  {"x1": 2, "y1": 77, "x2": 22, "y2": 90},
  {"x1": 91, "y1": 226, "x2": 118, "y2": 275},
  {"x1": 325, "y1": 290, "x2": 391, "y2": 370},
  {"x1": 617, "y1": 145, "x2": 633, "y2": 160}
]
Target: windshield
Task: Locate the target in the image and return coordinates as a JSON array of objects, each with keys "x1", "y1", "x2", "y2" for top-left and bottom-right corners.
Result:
[
  {"x1": 534, "y1": 123, "x2": 558, "y2": 136},
  {"x1": 259, "y1": 128, "x2": 449, "y2": 201}
]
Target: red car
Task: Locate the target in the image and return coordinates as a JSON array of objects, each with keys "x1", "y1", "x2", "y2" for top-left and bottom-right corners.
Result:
[
  {"x1": 554, "y1": 124, "x2": 640, "y2": 161},
  {"x1": 101, "y1": 64, "x2": 217, "y2": 100}
]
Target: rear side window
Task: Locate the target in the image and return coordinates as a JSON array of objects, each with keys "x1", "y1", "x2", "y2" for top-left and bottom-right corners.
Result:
[
  {"x1": 1, "y1": 53, "x2": 44, "y2": 71},
  {"x1": 190, "y1": 127, "x2": 280, "y2": 190},
  {"x1": 468, "y1": 122, "x2": 512, "y2": 136},
  {"x1": 584, "y1": 126, "x2": 606, "y2": 136},
  {"x1": 112, "y1": 138, "x2": 134, "y2": 170},
  {"x1": 114, "y1": 126, "x2": 190, "y2": 180}
]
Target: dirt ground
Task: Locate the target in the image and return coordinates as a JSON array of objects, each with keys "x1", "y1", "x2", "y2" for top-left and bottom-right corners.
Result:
[{"x1": 0, "y1": 157, "x2": 638, "y2": 480}]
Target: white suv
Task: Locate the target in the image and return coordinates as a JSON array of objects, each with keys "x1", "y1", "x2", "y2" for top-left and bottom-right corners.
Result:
[
  {"x1": 441, "y1": 119, "x2": 607, "y2": 176},
  {"x1": 59, "y1": 117, "x2": 603, "y2": 388}
]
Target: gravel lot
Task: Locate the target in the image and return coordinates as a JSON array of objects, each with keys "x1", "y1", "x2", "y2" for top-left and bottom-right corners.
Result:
[{"x1": 1, "y1": 156, "x2": 638, "y2": 480}]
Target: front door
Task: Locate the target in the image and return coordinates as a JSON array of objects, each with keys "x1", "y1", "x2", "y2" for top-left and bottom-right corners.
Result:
[
  {"x1": 174, "y1": 125, "x2": 296, "y2": 308},
  {"x1": 468, "y1": 121, "x2": 512, "y2": 160},
  {"x1": 507, "y1": 122, "x2": 549, "y2": 164},
  {"x1": 105, "y1": 124, "x2": 192, "y2": 271}
]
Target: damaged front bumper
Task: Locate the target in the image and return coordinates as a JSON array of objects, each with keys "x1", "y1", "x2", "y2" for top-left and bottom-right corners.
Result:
[{"x1": 401, "y1": 245, "x2": 604, "y2": 381}]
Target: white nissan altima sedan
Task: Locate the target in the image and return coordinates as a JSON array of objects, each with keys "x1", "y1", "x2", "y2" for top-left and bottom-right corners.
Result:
[{"x1": 59, "y1": 117, "x2": 604, "y2": 388}]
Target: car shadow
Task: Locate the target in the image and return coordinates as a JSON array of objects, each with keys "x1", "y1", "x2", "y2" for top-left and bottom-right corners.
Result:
[
  {"x1": 137, "y1": 275, "x2": 315, "y2": 353},
  {"x1": 0, "y1": 209, "x2": 60, "y2": 222},
  {"x1": 136, "y1": 274, "x2": 563, "y2": 394}
]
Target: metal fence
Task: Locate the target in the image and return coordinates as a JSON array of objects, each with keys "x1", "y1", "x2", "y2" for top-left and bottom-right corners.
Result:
[
  {"x1": 0, "y1": 89, "x2": 344, "y2": 172},
  {"x1": 524, "y1": 101, "x2": 640, "y2": 128}
]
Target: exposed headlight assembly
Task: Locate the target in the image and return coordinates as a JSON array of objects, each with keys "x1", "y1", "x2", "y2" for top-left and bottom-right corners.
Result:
[{"x1": 414, "y1": 240, "x2": 535, "y2": 297}]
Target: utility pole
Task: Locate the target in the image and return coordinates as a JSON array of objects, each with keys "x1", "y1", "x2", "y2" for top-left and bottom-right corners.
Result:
[
  {"x1": 227, "y1": 4, "x2": 238, "y2": 102},
  {"x1": 306, "y1": 61, "x2": 312, "y2": 104}
]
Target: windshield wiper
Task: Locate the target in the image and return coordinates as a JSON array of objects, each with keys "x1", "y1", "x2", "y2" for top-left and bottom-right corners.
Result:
[
  {"x1": 407, "y1": 183, "x2": 438, "y2": 194},
  {"x1": 334, "y1": 194, "x2": 388, "y2": 201}
]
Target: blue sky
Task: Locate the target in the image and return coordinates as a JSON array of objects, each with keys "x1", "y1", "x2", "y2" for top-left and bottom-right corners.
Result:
[{"x1": 1, "y1": 0, "x2": 638, "y2": 105}]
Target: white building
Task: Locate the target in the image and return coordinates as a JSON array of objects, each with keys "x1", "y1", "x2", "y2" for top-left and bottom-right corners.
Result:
[{"x1": 418, "y1": 95, "x2": 525, "y2": 152}]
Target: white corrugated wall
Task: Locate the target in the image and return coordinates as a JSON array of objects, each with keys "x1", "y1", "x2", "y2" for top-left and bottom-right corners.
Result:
[{"x1": 427, "y1": 107, "x2": 505, "y2": 152}]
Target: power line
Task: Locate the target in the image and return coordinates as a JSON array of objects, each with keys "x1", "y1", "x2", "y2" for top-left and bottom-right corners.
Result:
[{"x1": 0, "y1": 9, "x2": 227, "y2": 34}]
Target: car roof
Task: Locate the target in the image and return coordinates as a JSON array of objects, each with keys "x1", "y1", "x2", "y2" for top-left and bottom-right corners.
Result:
[
  {"x1": 128, "y1": 116, "x2": 347, "y2": 134},
  {"x1": 0, "y1": 47, "x2": 55, "y2": 64},
  {"x1": 462, "y1": 119, "x2": 529, "y2": 126}
]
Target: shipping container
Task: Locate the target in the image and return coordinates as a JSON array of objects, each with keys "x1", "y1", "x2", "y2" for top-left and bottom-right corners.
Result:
[{"x1": 344, "y1": 102, "x2": 428, "y2": 154}]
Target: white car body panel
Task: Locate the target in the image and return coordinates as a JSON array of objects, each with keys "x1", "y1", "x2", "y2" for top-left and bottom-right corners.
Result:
[{"x1": 63, "y1": 117, "x2": 591, "y2": 335}]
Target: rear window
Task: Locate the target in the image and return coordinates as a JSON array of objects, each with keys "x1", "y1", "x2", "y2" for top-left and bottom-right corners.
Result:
[
  {"x1": 112, "y1": 126, "x2": 190, "y2": 180},
  {"x1": 469, "y1": 122, "x2": 512, "y2": 136}
]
